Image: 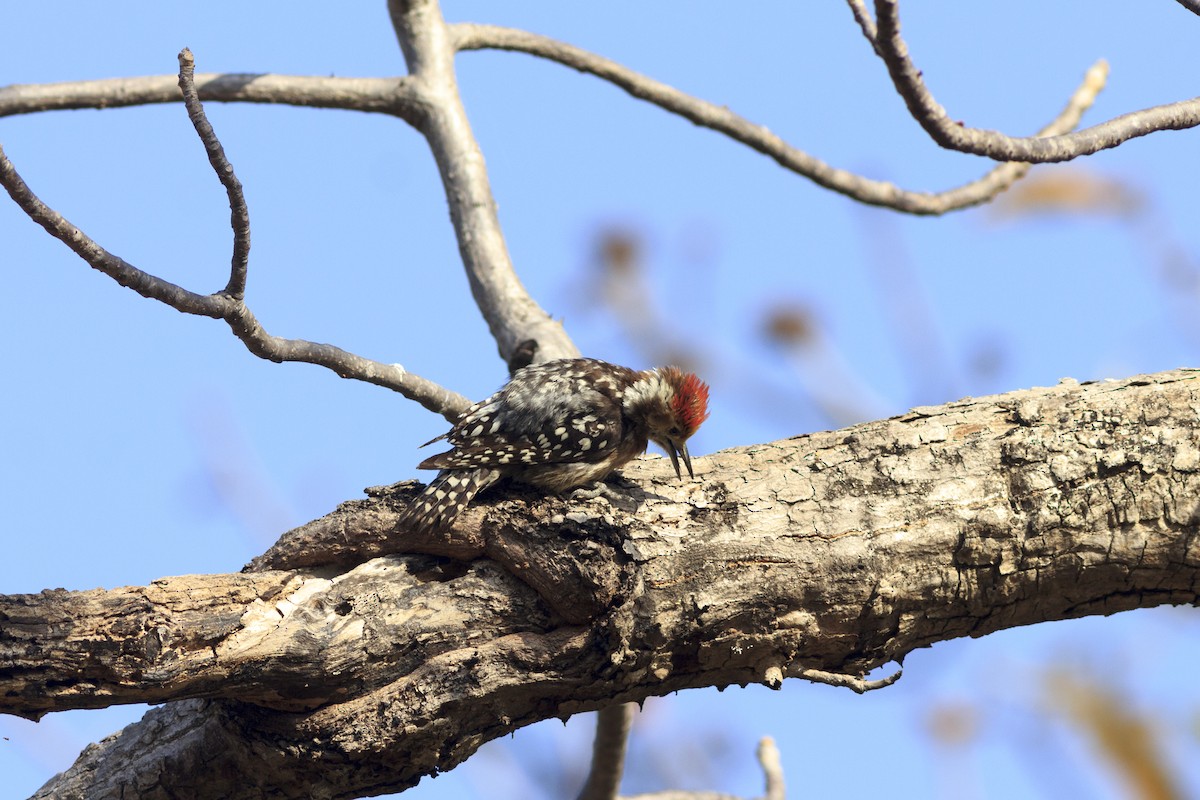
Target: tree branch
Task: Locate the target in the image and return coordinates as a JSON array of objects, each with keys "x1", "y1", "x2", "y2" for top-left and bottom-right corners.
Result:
[
  {"x1": 2, "y1": 21, "x2": 582, "y2": 373},
  {"x1": 0, "y1": 114, "x2": 469, "y2": 421},
  {"x1": 795, "y1": 667, "x2": 901, "y2": 694},
  {"x1": 844, "y1": 0, "x2": 879, "y2": 51},
  {"x1": 757, "y1": 738, "x2": 786, "y2": 800},
  {"x1": 578, "y1": 704, "x2": 635, "y2": 800},
  {"x1": 872, "y1": 0, "x2": 1200, "y2": 162},
  {"x1": 12, "y1": 368, "x2": 1200, "y2": 799},
  {"x1": 389, "y1": 0, "x2": 580, "y2": 363},
  {"x1": 615, "y1": 733, "x2": 787, "y2": 800},
  {"x1": 0, "y1": 73, "x2": 424, "y2": 120},
  {"x1": 0, "y1": 142, "x2": 225, "y2": 313},
  {"x1": 177, "y1": 49, "x2": 250, "y2": 299},
  {"x1": 451, "y1": 22, "x2": 1106, "y2": 216}
]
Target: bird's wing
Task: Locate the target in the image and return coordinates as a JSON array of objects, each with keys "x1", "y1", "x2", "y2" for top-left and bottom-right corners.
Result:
[{"x1": 417, "y1": 401, "x2": 622, "y2": 470}]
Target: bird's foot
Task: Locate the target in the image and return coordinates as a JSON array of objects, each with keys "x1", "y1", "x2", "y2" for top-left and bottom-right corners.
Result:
[{"x1": 570, "y1": 480, "x2": 626, "y2": 504}]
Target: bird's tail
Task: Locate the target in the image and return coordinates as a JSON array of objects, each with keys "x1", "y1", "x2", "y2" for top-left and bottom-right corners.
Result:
[{"x1": 400, "y1": 468, "x2": 502, "y2": 533}]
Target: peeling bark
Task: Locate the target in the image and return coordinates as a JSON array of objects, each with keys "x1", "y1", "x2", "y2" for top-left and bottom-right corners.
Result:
[{"x1": 5, "y1": 369, "x2": 1199, "y2": 800}]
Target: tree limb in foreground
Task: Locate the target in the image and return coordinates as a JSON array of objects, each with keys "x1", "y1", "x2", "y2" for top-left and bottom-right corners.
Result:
[{"x1": 5, "y1": 368, "x2": 1198, "y2": 800}]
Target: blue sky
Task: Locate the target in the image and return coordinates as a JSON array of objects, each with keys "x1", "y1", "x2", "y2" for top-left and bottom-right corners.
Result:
[{"x1": 2, "y1": 2, "x2": 1198, "y2": 798}]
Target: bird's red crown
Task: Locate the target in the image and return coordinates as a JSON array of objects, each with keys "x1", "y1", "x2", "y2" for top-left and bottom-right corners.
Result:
[{"x1": 663, "y1": 367, "x2": 710, "y2": 437}]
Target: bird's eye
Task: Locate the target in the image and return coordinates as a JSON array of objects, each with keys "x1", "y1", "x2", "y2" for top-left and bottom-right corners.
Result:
[{"x1": 668, "y1": 426, "x2": 681, "y2": 437}]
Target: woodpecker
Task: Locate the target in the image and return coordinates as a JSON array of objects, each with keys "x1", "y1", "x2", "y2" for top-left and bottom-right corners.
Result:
[{"x1": 401, "y1": 358, "x2": 710, "y2": 532}]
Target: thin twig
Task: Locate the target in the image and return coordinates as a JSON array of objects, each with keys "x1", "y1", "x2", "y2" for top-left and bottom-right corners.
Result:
[
  {"x1": 757, "y1": 737, "x2": 786, "y2": 800},
  {"x1": 577, "y1": 703, "x2": 635, "y2": 800},
  {"x1": 178, "y1": 49, "x2": 250, "y2": 298},
  {"x1": 451, "y1": 23, "x2": 1105, "y2": 216},
  {"x1": 621, "y1": 793, "x2": 742, "y2": 800},
  {"x1": 0, "y1": 142, "x2": 469, "y2": 420},
  {"x1": 0, "y1": 143, "x2": 224, "y2": 315},
  {"x1": 795, "y1": 666, "x2": 902, "y2": 693},
  {"x1": 617, "y1": 739, "x2": 785, "y2": 800},
  {"x1": 844, "y1": 0, "x2": 879, "y2": 52},
  {"x1": 872, "y1": 0, "x2": 1200, "y2": 163}
]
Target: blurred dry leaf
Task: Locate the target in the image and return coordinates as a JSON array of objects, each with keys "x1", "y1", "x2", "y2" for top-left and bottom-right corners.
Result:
[
  {"x1": 990, "y1": 169, "x2": 1145, "y2": 221},
  {"x1": 926, "y1": 701, "x2": 980, "y2": 747},
  {"x1": 596, "y1": 227, "x2": 642, "y2": 277},
  {"x1": 585, "y1": 225, "x2": 648, "y2": 320},
  {"x1": 762, "y1": 303, "x2": 817, "y2": 348},
  {"x1": 1044, "y1": 671, "x2": 1182, "y2": 800},
  {"x1": 574, "y1": 223, "x2": 705, "y2": 373}
]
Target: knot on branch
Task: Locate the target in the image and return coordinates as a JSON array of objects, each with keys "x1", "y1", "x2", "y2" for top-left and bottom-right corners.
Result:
[{"x1": 247, "y1": 481, "x2": 636, "y2": 624}]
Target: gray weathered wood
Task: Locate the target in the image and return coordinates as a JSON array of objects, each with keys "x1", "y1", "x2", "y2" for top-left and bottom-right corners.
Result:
[{"x1": 10, "y1": 369, "x2": 1199, "y2": 799}]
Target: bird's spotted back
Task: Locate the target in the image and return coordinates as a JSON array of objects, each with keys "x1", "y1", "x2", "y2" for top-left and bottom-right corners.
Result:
[
  {"x1": 419, "y1": 359, "x2": 639, "y2": 471},
  {"x1": 401, "y1": 357, "x2": 709, "y2": 532}
]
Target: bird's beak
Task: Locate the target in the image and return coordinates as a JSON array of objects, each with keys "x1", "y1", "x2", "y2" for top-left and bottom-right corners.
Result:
[{"x1": 666, "y1": 439, "x2": 694, "y2": 480}]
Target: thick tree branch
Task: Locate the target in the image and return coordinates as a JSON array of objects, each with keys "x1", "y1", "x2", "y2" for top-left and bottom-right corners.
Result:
[
  {"x1": 4, "y1": 10, "x2": 1199, "y2": 799},
  {"x1": 872, "y1": 0, "x2": 1200, "y2": 162},
  {"x1": 11, "y1": 368, "x2": 1200, "y2": 799},
  {"x1": 451, "y1": 23, "x2": 1106, "y2": 216},
  {"x1": 389, "y1": 0, "x2": 579, "y2": 364}
]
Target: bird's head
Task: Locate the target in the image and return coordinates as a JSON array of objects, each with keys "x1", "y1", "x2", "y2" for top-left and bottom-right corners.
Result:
[{"x1": 625, "y1": 366, "x2": 710, "y2": 479}]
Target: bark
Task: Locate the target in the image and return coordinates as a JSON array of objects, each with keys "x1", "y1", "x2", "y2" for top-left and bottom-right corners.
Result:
[{"x1": 6, "y1": 369, "x2": 1200, "y2": 800}]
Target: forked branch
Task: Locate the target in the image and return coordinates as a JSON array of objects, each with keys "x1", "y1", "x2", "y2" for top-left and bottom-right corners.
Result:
[
  {"x1": 389, "y1": 0, "x2": 580, "y2": 363},
  {"x1": 868, "y1": 0, "x2": 1200, "y2": 162},
  {"x1": 0, "y1": 53, "x2": 469, "y2": 420},
  {"x1": 451, "y1": 22, "x2": 1105, "y2": 215}
]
